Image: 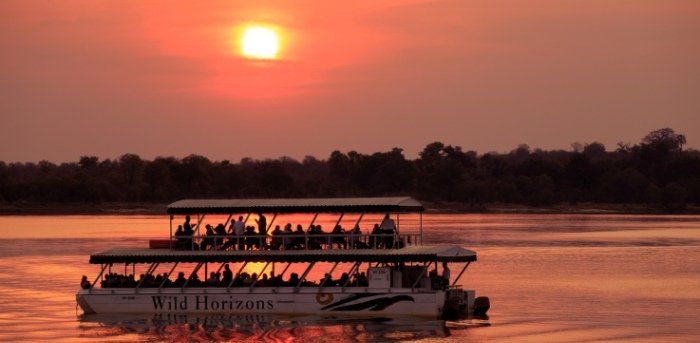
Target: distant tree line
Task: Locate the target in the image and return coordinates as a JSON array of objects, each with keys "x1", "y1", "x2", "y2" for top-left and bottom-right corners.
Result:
[{"x1": 1, "y1": 128, "x2": 698, "y2": 210}]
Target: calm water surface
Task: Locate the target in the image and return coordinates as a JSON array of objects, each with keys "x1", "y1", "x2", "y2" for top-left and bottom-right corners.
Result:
[{"x1": 0, "y1": 214, "x2": 699, "y2": 342}]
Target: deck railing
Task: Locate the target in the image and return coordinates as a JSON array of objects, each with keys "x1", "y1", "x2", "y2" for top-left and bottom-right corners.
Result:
[{"x1": 172, "y1": 233, "x2": 421, "y2": 251}]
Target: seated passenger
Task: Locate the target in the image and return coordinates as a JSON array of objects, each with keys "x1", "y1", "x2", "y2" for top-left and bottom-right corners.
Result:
[
  {"x1": 320, "y1": 273, "x2": 333, "y2": 286},
  {"x1": 349, "y1": 225, "x2": 369, "y2": 249},
  {"x1": 206, "y1": 272, "x2": 219, "y2": 286},
  {"x1": 214, "y1": 223, "x2": 226, "y2": 249},
  {"x1": 282, "y1": 223, "x2": 294, "y2": 250},
  {"x1": 200, "y1": 224, "x2": 216, "y2": 251},
  {"x1": 307, "y1": 225, "x2": 325, "y2": 250},
  {"x1": 80, "y1": 275, "x2": 91, "y2": 289},
  {"x1": 369, "y1": 224, "x2": 382, "y2": 248},
  {"x1": 337, "y1": 272, "x2": 349, "y2": 287},
  {"x1": 270, "y1": 225, "x2": 283, "y2": 250},
  {"x1": 174, "y1": 225, "x2": 188, "y2": 250},
  {"x1": 292, "y1": 224, "x2": 306, "y2": 250},
  {"x1": 222, "y1": 264, "x2": 233, "y2": 285},
  {"x1": 287, "y1": 272, "x2": 300, "y2": 286},
  {"x1": 357, "y1": 272, "x2": 368, "y2": 286},
  {"x1": 244, "y1": 226, "x2": 259, "y2": 250},
  {"x1": 174, "y1": 272, "x2": 187, "y2": 287},
  {"x1": 331, "y1": 224, "x2": 346, "y2": 249}
]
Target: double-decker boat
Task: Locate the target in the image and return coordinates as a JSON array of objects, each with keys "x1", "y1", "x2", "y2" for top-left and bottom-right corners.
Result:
[{"x1": 76, "y1": 197, "x2": 489, "y2": 319}]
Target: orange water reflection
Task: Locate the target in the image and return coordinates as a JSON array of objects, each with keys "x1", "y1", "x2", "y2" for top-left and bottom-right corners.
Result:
[{"x1": 0, "y1": 214, "x2": 699, "y2": 342}]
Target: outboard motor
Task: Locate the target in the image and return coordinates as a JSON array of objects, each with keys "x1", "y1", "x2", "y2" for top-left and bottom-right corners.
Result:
[{"x1": 473, "y1": 296, "x2": 490, "y2": 316}]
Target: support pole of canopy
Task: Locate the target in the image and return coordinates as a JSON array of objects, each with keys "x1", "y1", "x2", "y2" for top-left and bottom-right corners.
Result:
[
  {"x1": 396, "y1": 213, "x2": 400, "y2": 236},
  {"x1": 194, "y1": 214, "x2": 205, "y2": 233},
  {"x1": 277, "y1": 262, "x2": 292, "y2": 279},
  {"x1": 420, "y1": 212, "x2": 423, "y2": 246},
  {"x1": 354, "y1": 213, "x2": 364, "y2": 228},
  {"x1": 308, "y1": 213, "x2": 319, "y2": 231},
  {"x1": 137, "y1": 263, "x2": 159, "y2": 289},
  {"x1": 354, "y1": 262, "x2": 362, "y2": 286},
  {"x1": 334, "y1": 213, "x2": 344, "y2": 229},
  {"x1": 250, "y1": 262, "x2": 270, "y2": 290},
  {"x1": 213, "y1": 262, "x2": 225, "y2": 276},
  {"x1": 319, "y1": 262, "x2": 339, "y2": 289},
  {"x1": 267, "y1": 213, "x2": 277, "y2": 231},
  {"x1": 296, "y1": 262, "x2": 316, "y2": 291},
  {"x1": 223, "y1": 213, "x2": 233, "y2": 229},
  {"x1": 452, "y1": 261, "x2": 471, "y2": 286},
  {"x1": 228, "y1": 261, "x2": 248, "y2": 290},
  {"x1": 342, "y1": 262, "x2": 360, "y2": 289},
  {"x1": 169, "y1": 215, "x2": 173, "y2": 249},
  {"x1": 160, "y1": 262, "x2": 179, "y2": 289},
  {"x1": 183, "y1": 262, "x2": 203, "y2": 289},
  {"x1": 89, "y1": 264, "x2": 108, "y2": 293},
  {"x1": 411, "y1": 262, "x2": 429, "y2": 290}
]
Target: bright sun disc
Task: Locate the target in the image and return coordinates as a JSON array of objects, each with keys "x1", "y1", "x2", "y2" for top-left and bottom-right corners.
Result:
[{"x1": 241, "y1": 27, "x2": 279, "y2": 59}]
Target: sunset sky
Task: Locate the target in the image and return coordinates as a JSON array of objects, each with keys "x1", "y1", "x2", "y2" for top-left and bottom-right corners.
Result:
[{"x1": 1, "y1": 0, "x2": 698, "y2": 163}]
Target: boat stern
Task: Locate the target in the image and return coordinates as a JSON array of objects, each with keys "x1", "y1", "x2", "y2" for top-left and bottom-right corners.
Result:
[
  {"x1": 76, "y1": 290, "x2": 96, "y2": 315},
  {"x1": 442, "y1": 287, "x2": 475, "y2": 319}
]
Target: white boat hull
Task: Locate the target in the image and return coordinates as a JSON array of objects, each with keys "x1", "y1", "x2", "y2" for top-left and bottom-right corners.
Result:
[{"x1": 77, "y1": 287, "x2": 473, "y2": 318}]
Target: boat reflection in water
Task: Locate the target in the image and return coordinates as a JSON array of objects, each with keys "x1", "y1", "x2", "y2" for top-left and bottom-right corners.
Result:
[{"x1": 78, "y1": 312, "x2": 488, "y2": 341}]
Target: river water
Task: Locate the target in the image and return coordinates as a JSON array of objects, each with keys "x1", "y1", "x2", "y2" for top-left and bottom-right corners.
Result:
[{"x1": 0, "y1": 214, "x2": 699, "y2": 342}]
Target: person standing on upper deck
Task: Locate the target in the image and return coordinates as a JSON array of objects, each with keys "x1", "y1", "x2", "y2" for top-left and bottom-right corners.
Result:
[
  {"x1": 182, "y1": 215, "x2": 195, "y2": 249},
  {"x1": 233, "y1": 216, "x2": 246, "y2": 250},
  {"x1": 256, "y1": 213, "x2": 267, "y2": 235},
  {"x1": 255, "y1": 213, "x2": 268, "y2": 249},
  {"x1": 380, "y1": 213, "x2": 396, "y2": 231},
  {"x1": 380, "y1": 213, "x2": 397, "y2": 248}
]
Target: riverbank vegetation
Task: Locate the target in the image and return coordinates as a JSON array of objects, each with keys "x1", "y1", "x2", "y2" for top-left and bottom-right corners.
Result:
[{"x1": 1, "y1": 128, "x2": 698, "y2": 213}]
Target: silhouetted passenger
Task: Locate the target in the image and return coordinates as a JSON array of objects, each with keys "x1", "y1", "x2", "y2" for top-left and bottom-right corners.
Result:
[
  {"x1": 214, "y1": 223, "x2": 226, "y2": 248},
  {"x1": 350, "y1": 224, "x2": 369, "y2": 249},
  {"x1": 442, "y1": 262, "x2": 451, "y2": 289},
  {"x1": 338, "y1": 272, "x2": 349, "y2": 287},
  {"x1": 221, "y1": 219, "x2": 238, "y2": 250},
  {"x1": 270, "y1": 225, "x2": 283, "y2": 250},
  {"x1": 222, "y1": 264, "x2": 233, "y2": 285},
  {"x1": 288, "y1": 273, "x2": 300, "y2": 286},
  {"x1": 370, "y1": 224, "x2": 382, "y2": 248},
  {"x1": 331, "y1": 224, "x2": 346, "y2": 249},
  {"x1": 183, "y1": 215, "x2": 195, "y2": 249},
  {"x1": 201, "y1": 224, "x2": 216, "y2": 250},
  {"x1": 293, "y1": 224, "x2": 306, "y2": 249},
  {"x1": 380, "y1": 214, "x2": 397, "y2": 248},
  {"x1": 283, "y1": 223, "x2": 293, "y2": 250},
  {"x1": 357, "y1": 272, "x2": 368, "y2": 286},
  {"x1": 206, "y1": 272, "x2": 219, "y2": 286},
  {"x1": 80, "y1": 275, "x2": 91, "y2": 289},
  {"x1": 308, "y1": 225, "x2": 325, "y2": 250},
  {"x1": 175, "y1": 225, "x2": 188, "y2": 249},
  {"x1": 244, "y1": 226, "x2": 259, "y2": 250},
  {"x1": 174, "y1": 272, "x2": 187, "y2": 287}
]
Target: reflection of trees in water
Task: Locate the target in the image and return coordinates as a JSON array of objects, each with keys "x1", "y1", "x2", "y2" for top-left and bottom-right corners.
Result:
[{"x1": 79, "y1": 313, "x2": 452, "y2": 342}]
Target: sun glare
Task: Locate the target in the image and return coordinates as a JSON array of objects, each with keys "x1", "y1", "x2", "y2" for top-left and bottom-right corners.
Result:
[{"x1": 241, "y1": 26, "x2": 279, "y2": 59}]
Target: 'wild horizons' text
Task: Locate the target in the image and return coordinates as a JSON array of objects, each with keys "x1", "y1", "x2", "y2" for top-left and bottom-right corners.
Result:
[{"x1": 152, "y1": 296, "x2": 274, "y2": 311}]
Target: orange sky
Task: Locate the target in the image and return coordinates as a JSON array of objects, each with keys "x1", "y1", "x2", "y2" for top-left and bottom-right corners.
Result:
[{"x1": 1, "y1": 0, "x2": 698, "y2": 162}]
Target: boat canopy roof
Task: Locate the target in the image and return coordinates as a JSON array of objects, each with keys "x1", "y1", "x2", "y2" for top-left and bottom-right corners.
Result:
[
  {"x1": 89, "y1": 245, "x2": 475, "y2": 264},
  {"x1": 167, "y1": 197, "x2": 424, "y2": 215}
]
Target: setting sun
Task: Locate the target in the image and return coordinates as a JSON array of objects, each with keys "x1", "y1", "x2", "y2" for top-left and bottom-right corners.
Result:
[{"x1": 241, "y1": 26, "x2": 279, "y2": 59}]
